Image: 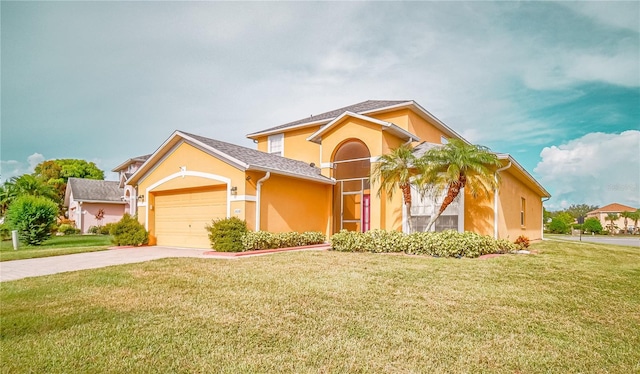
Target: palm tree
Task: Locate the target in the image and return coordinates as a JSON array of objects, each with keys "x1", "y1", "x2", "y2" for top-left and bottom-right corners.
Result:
[
  {"x1": 10, "y1": 175, "x2": 58, "y2": 202},
  {"x1": 370, "y1": 144, "x2": 420, "y2": 232},
  {"x1": 419, "y1": 139, "x2": 502, "y2": 231},
  {"x1": 620, "y1": 211, "x2": 633, "y2": 234},
  {"x1": 605, "y1": 213, "x2": 619, "y2": 235},
  {"x1": 627, "y1": 209, "x2": 640, "y2": 234},
  {"x1": 0, "y1": 182, "x2": 17, "y2": 216}
]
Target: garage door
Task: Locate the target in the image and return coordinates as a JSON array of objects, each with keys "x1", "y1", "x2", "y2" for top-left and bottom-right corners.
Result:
[{"x1": 154, "y1": 186, "x2": 227, "y2": 248}]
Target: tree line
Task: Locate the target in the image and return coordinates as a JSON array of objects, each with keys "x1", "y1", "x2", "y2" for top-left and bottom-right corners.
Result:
[
  {"x1": 545, "y1": 204, "x2": 640, "y2": 235},
  {"x1": 1, "y1": 159, "x2": 104, "y2": 245}
]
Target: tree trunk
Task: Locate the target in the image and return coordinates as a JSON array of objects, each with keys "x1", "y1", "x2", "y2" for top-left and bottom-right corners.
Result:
[
  {"x1": 425, "y1": 175, "x2": 466, "y2": 232},
  {"x1": 401, "y1": 183, "x2": 412, "y2": 233}
]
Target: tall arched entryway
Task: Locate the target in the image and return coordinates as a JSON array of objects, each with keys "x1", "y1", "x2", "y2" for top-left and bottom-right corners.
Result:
[{"x1": 332, "y1": 140, "x2": 371, "y2": 233}]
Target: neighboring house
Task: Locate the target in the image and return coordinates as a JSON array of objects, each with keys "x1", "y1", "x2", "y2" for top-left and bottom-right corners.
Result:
[
  {"x1": 125, "y1": 100, "x2": 550, "y2": 248},
  {"x1": 64, "y1": 178, "x2": 128, "y2": 233},
  {"x1": 111, "y1": 154, "x2": 151, "y2": 216},
  {"x1": 586, "y1": 203, "x2": 638, "y2": 232}
]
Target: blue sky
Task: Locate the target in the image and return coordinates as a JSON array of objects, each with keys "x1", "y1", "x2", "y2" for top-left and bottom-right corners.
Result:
[{"x1": 1, "y1": 1, "x2": 639, "y2": 210}]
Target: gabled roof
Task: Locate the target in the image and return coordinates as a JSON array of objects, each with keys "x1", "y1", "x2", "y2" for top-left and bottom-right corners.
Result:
[
  {"x1": 126, "y1": 131, "x2": 334, "y2": 186},
  {"x1": 65, "y1": 178, "x2": 125, "y2": 206},
  {"x1": 247, "y1": 100, "x2": 410, "y2": 138},
  {"x1": 306, "y1": 111, "x2": 420, "y2": 144},
  {"x1": 588, "y1": 203, "x2": 637, "y2": 214},
  {"x1": 111, "y1": 154, "x2": 152, "y2": 172},
  {"x1": 247, "y1": 99, "x2": 467, "y2": 145}
]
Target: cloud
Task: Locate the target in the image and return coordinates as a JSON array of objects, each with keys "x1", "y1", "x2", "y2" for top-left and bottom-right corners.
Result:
[
  {"x1": 0, "y1": 153, "x2": 45, "y2": 183},
  {"x1": 534, "y1": 131, "x2": 640, "y2": 209}
]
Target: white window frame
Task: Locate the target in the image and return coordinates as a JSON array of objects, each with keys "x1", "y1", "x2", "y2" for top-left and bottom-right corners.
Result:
[{"x1": 268, "y1": 133, "x2": 284, "y2": 156}]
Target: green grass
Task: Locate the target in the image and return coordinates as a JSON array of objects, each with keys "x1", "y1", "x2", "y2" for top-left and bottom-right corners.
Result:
[
  {"x1": 1, "y1": 241, "x2": 638, "y2": 373},
  {"x1": 0, "y1": 235, "x2": 112, "y2": 261}
]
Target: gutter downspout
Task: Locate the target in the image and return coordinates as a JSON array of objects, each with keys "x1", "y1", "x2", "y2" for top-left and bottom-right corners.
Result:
[
  {"x1": 494, "y1": 161, "x2": 512, "y2": 239},
  {"x1": 255, "y1": 172, "x2": 271, "y2": 232},
  {"x1": 541, "y1": 197, "x2": 551, "y2": 240}
]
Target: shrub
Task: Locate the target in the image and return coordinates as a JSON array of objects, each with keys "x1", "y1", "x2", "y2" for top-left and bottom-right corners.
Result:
[
  {"x1": 330, "y1": 230, "x2": 372, "y2": 252},
  {"x1": 548, "y1": 217, "x2": 571, "y2": 234},
  {"x1": 58, "y1": 224, "x2": 81, "y2": 235},
  {"x1": 330, "y1": 229, "x2": 516, "y2": 258},
  {"x1": 242, "y1": 231, "x2": 326, "y2": 251},
  {"x1": 110, "y1": 214, "x2": 148, "y2": 246},
  {"x1": 583, "y1": 217, "x2": 603, "y2": 234},
  {"x1": 88, "y1": 224, "x2": 113, "y2": 235},
  {"x1": 6, "y1": 195, "x2": 59, "y2": 246},
  {"x1": 206, "y1": 217, "x2": 248, "y2": 252},
  {"x1": 300, "y1": 231, "x2": 326, "y2": 245},
  {"x1": 367, "y1": 229, "x2": 405, "y2": 253},
  {"x1": 58, "y1": 218, "x2": 75, "y2": 226},
  {"x1": 0, "y1": 223, "x2": 10, "y2": 241},
  {"x1": 514, "y1": 235, "x2": 530, "y2": 249}
]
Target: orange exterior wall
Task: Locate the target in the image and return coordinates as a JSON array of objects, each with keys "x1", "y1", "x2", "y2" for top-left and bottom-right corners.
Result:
[
  {"x1": 496, "y1": 170, "x2": 543, "y2": 241},
  {"x1": 259, "y1": 173, "x2": 332, "y2": 236},
  {"x1": 464, "y1": 170, "x2": 544, "y2": 240},
  {"x1": 464, "y1": 191, "x2": 494, "y2": 237},
  {"x1": 254, "y1": 126, "x2": 322, "y2": 164},
  {"x1": 374, "y1": 109, "x2": 447, "y2": 144}
]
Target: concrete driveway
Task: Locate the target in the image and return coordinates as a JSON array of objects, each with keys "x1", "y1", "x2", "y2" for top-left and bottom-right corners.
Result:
[
  {"x1": 0, "y1": 247, "x2": 217, "y2": 282},
  {"x1": 0, "y1": 245, "x2": 329, "y2": 282}
]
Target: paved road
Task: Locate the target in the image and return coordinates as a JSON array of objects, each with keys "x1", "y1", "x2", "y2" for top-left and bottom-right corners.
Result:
[
  {"x1": 0, "y1": 247, "x2": 218, "y2": 282},
  {"x1": 545, "y1": 235, "x2": 640, "y2": 248}
]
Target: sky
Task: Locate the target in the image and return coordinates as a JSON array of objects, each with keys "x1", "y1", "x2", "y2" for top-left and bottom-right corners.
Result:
[{"x1": 1, "y1": 1, "x2": 639, "y2": 210}]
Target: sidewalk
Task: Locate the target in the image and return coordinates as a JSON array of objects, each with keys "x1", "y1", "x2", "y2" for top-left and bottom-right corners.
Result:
[{"x1": 0, "y1": 244, "x2": 329, "y2": 282}]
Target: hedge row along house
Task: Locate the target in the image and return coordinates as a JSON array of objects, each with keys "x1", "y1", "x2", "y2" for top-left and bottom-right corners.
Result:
[{"x1": 122, "y1": 100, "x2": 549, "y2": 248}]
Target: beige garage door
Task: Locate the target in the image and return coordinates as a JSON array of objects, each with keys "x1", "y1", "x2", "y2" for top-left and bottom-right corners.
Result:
[{"x1": 154, "y1": 186, "x2": 227, "y2": 248}]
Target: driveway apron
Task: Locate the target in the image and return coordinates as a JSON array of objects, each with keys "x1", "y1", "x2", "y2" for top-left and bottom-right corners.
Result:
[{"x1": 0, "y1": 247, "x2": 211, "y2": 282}]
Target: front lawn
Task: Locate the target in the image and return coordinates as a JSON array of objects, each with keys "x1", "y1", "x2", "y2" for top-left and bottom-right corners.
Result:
[
  {"x1": 1, "y1": 240, "x2": 638, "y2": 373},
  {"x1": 0, "y1": 235, "x2": 112, "y2": 261}
]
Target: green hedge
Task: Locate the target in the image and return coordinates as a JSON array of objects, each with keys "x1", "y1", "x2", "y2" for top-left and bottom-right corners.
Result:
[
  {"x1": 330, "y1": 229, "x2": 516, "y2": 258},
  {"x1": 242, "y1": 231, "x2": 325, "y2": 251}
]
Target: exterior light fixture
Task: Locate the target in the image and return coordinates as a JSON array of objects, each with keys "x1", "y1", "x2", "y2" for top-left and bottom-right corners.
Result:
[
  {"x1": 138, "y1": 195, "x2": 145, "y2": 202},
  {"x1": 230, "y1": 186, "x2": 238, "y2": 195}
]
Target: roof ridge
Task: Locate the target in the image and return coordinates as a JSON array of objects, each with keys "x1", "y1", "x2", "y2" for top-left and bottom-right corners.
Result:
[{"x1": 247, "y1": 99, "x2": 413, "y2": 137}]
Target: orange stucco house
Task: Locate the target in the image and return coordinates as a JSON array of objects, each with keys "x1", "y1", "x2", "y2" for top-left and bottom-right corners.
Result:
[{"x1": 125, "y1": 100, "x2": 550, "y2": 248}]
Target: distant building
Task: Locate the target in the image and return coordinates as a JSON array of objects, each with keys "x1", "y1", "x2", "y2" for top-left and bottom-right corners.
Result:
[{"x1": 586, "y1": 203, "x2": 638, "y2": 232}]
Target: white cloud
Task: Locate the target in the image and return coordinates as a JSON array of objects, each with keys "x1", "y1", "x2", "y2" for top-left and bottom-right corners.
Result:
[
  {"x1": 0, "y1": 153, "x2": 45, "y2": 183},
  {"x1": 534, "y1": 131, "x2": 640, "y2": 209},
  {"x1": 562, "y1": 2, "x2": 640, "y2": 33}
]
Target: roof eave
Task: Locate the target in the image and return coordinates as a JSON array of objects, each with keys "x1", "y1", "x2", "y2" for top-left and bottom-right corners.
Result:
[
  {"x1": 498, "y1": 154, "x2": 551, "y2": 198},
  {"x1": 306, "y1": 111, "x2": 420, "y2": 144},
  {"x1": 247, "y1": 165, "x2": 335, "y2": 185}
]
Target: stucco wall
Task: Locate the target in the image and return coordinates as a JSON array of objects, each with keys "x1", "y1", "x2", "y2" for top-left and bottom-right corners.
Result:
[
  {"x1": 496, "y1": 170, "x2": 544, "y2": 241},
  {"x1": 77, "y1": 203, "x2": 126, "y2": 233},
  {"x1": 260, "y1": 173, "x2": 332, "y2": 236}
]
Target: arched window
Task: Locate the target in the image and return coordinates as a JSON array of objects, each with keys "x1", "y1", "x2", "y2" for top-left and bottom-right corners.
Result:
[{"x1": 332, "y1": 140, "x2": 371, "y2": 233}]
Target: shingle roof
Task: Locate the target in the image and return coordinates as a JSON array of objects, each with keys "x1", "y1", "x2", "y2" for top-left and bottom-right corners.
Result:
[
  {"x1": 247, "y1": 100, "x2": 411, "y2": 136},
  {"x1": 588, "y1": 203, "x2": 637, "y2": 214},
  {"x1": 412, "y1": 142, "x2": 442, "y2": 158},
  {"x1": 67, "y1": 178, "x2": 125, "y2": 202},
  {"x1": 111, "y1": 154, "x2": 152, "y2": 172},
  {"x1": 180, "y1": 132, "x2": 332, "y2": 184}
]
